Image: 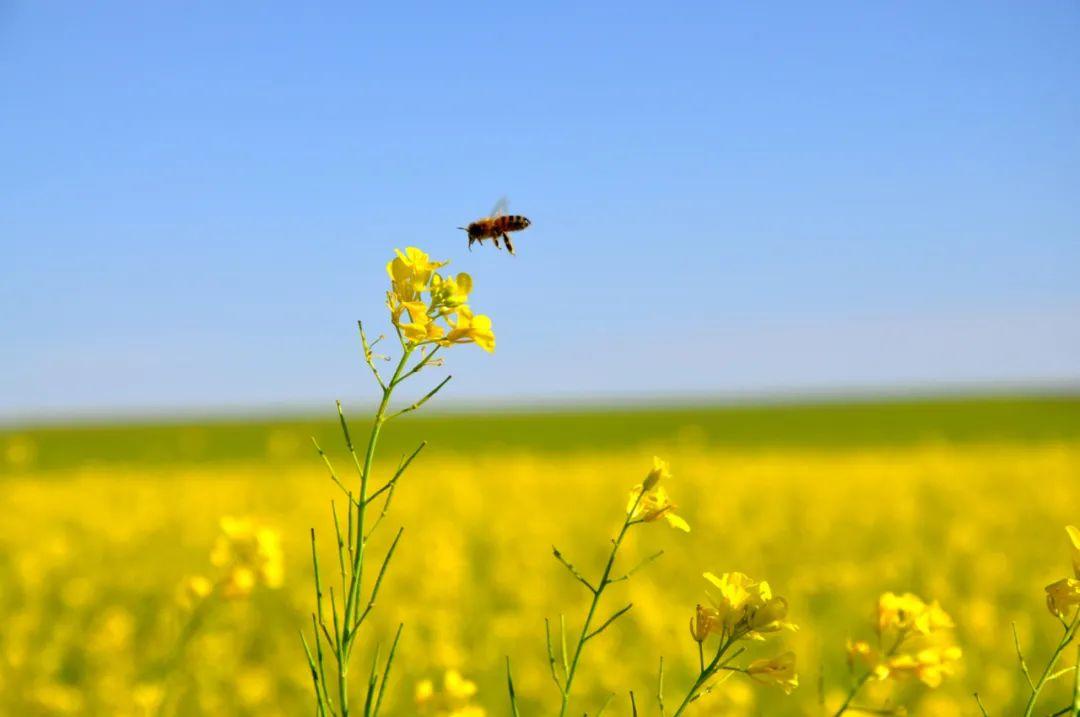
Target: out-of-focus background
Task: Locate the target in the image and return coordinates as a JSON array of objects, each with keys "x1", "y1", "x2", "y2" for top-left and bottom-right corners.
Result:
[{"x1": 2, "y1": 2, "x2": 1079, "y2": 715}]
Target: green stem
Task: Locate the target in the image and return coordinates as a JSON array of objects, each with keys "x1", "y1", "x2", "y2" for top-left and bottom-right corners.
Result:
[
  {"x1": 832, "y1": 670, "x2": 873, "y2": 717},
  {"x1": 670, "y1": 635, "x2": 738, "y2": 717},
  {"x1": 332, "y1": 346, "x2": 413, "y2": 717},
  {"x1": 1072, "y1": 641, "x2": 1080, "y2": 716},
  {"x1": 833, "y1": 630, "x2": 910, "y2": 717},
  {"x1": 1023, "y1": 611, "x2": 1080, "y2": 717},
  {"x1": 557, "y1": 506, "x2": 641, "y2": 717}
]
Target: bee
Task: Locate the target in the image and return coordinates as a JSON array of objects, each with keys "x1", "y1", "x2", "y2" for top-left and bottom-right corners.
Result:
[{"x1": 459, "y1": 198, "x2": 531, "y2": 255}]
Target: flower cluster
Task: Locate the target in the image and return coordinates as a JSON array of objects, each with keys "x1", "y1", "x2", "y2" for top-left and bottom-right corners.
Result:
[
  {"x1": 414, "y1": 670, "x2": 486, "y2": 717},
  {"x1": 387, "y1": 247, "x2": 494, "y2": 352},
  {"x1": 1044, "y1": 524, "x2": 1080, "y2": 617},
  {"x1": 208, "y1": 516, "x2": 285, "y2": 599},
  {"x1": 626, "y1": 457, "x2": 690, "y2": 531},
  {"x1": 685, "y1": 571, "x2": 799, "y2": 697},
  {"x1": 695, "y1": 571, "x2": 798, "y2": 643},
  {"x1": 845, "y1": 592, "x2": 960, "y2": 688}
]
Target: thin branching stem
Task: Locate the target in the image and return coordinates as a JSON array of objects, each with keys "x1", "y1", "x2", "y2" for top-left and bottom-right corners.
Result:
[
  {"x1": 304, "y1": 337, "x2": 443, "y2": 717},
  {"x1": 556, "y1": 489, "x2": 646, "y2": 717},
  {"x1": 506, "y1": 656, "x2": 522, "y2": 717},
  {"x1": 670, "y1": 635, "x2": 743, "y2": 717},
  {"x1": 831, "y1": 630, "x2": 909, "y2": 717},
  {"x1": 545, "y1": 618, "x2": 562, "y2": 690},
  {"x1": 657, "y1": 656, "x2": 666, "y2": 716},
  {"x1": 1072, "y1": 641, "x2": 1080, "y2": 716},
  {"x1": 373, "y1": 624, "x2": 404, "y2": 717},
  {"x1": 1022, "y1": 610, "x2": 1080, "y2": 717},
  {"x1": 1014, "y1": 621, "x2": 1036, "y2": 691}
]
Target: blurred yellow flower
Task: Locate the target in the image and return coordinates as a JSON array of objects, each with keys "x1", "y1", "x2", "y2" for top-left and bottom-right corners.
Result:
[
  {"x1": 443, "y1": 669, "x2": 478, "y2": 700},
  {"x1": 210, "y1": 516, "x2": 284, "y2": 598},
  {"x1": 415, "y1": 679, "x2": 435, "y2": 704},
  {"x1": 627, "y1": 457, "x2": 690, "y2": 531},
  {"x1": 178, "y1": 574, "x2": 213, "y2": 609},
  {"x1": 874, "y1": 646, "x2": 962, "y2": 687},
  {"x1": 1045, "y1": 577, "x2": 1080, "y2": 617},
  {"x1": 415, "y1": 670, "x2": 485, "y2": 716},
  {"x1": 1065, "y1": 524, "x2": 1080, "y2": 579},
  {"x1": 642, "y1": 456, "x2": 671, "y2": 490},
  {"x1": 846, "y1": 639, "x2": 876, "y2": 669},
  {"x1": 746, "y1": 651, "x2": 799, "y2": 694},
  {"x1": 876, "y1": 592, "x2": 953, "y2": 636},
  {"x1": 132, "y1": 683, "x2": 165, "y2": 714}
]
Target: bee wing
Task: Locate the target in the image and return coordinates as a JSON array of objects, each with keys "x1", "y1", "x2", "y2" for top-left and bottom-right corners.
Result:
[{"x1": 489, "y1": 196, "x2": 509, "y2": 219}]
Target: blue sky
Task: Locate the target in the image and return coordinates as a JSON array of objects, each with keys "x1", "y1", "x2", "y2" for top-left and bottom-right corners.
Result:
[{"x1": 2, "y1": 1, "x2": 1078, "y2": 421}]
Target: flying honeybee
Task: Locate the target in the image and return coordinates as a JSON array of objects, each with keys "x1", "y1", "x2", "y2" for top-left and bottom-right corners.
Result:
[{"x1": 459, "y1": 198, "x2": 531, "y2": 255}]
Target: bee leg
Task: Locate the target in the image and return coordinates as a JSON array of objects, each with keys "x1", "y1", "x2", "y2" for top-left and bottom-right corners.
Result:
[
  {"x1": 503, "y1": 234, "x2": 515, "y2": 255},
  {"x1": 468, "y1": 236, "x2": 474, "y2": 251},
  {"x1": 492, "y1": 235, "x2": 501, "y2": 250}
]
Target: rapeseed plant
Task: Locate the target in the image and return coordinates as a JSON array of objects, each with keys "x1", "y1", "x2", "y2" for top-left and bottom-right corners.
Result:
[
  {"x1": 833, "y1": 592, "x2": 959, "y2": 715},
  {"x1": 980, "y1": 525, "x2": 1080, "y2": 717},
  {"x1": 506, "y1": 457, "x2": 685, "y2": 716},
  {"x1": 667, "y1": 571, "x2": 798, "y2": 713},
  {"x1": 302, "y1": 247, "x2": 493, "y2": 717},
  {"x1": 153, "y1": 517, "x2": 284, "y2": 715}
]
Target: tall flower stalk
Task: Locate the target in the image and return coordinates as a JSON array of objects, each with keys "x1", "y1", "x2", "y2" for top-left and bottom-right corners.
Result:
[
  {"x1": 507, "y1": 458, "x2": 688, "y2": 716},
  {"x1": 301, "y1": 248, "x2": 494, "y2": 717},
  {"x1": 1001, "y1": 525, "x2": 1080, "y2": 717}
]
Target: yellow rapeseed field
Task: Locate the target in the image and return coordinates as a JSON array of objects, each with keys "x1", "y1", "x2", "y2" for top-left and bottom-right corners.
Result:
[{"x1": 3, "y1": 439, "x2": 1079, "y2": 715}]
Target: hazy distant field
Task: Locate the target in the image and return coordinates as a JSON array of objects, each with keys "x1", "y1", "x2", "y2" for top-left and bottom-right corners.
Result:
[{"x1": 2, "y1": 396, "x2": 1079, "y2": 715}]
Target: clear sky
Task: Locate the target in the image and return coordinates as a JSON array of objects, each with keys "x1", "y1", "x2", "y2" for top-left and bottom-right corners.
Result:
[{"x1": 3, "y1": 1, "x2": 1078, "y2": 421}]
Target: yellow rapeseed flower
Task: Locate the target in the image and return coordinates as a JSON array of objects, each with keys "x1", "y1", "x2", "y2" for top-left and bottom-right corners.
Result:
[
  {"x1": 430, "y1": 272, "x2": 473, "y2": 311},
  {"x1": 210, "y1": 517, "x2": 284, "y2": 598},
  {"x1": 746, "y1": 651, "x2": 799, "y2": 694},
  {"x1": 386, "y1": 248, "x2": 494, "y2": 352},
  {"x1": 1066, "y1": 524, "x2": 1080, "y2": 579},
  {"x1": 414, "y1": 670, "x2": 485, "y2": 717},
  {"x1": 387, "y1": 247, "x2": 447, "y2": 302},
  {"x1": 443, "y1": 669, "x2": 478, "y2": 700},
  {"x1": 627, "y1": 457, "x2": 690, "y2": 531},
  {"x1": 1043, "y1": 525, "x2": 1080, "y2": 617},
  {"x1": 441, "y1": 306, "x2": 495, "y2": 353},
  {"x1": 876, "y1": 592, "x2": 953, "y2": 636},
  {"x1": 846, "y1": 639, "x2": 876, "y2": 670},
  {"x1": 690, "y1": 603, "x2": 716, "y2": 643},
  {"x1": 177, "y1": 574, "x2": 213, "y2": 609},
  {"x1": 873, "y1": 646, "x2": 962, "y2": 687},
  {"x1": 701, "y1": 571, "x2": 796, "y2": 640},
  {"x1": 415, "y1": 679, "x2": 435, "y2": 705},
  {"x1": 1045, "y1": 577, "x2": 1080, "y2": 617}
]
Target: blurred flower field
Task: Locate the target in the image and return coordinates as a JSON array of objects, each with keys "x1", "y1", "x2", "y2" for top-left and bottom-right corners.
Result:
[{"x1": 2, "y1": 398, "x2": 1079, "y2": 716}]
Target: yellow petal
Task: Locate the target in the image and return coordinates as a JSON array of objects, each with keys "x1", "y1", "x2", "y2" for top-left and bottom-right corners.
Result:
[{"x1": 665, "y1": 512, "x2": 691, "y2": 532}]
